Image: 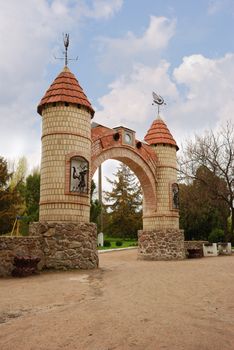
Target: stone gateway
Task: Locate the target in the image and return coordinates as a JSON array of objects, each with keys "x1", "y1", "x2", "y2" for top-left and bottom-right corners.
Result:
[
  {"x1": 0, "y1": 64, "x2": 185, "y2": 276},
  {"x1": 34, "y1": 64, "x2": 185, "y2": 267}
]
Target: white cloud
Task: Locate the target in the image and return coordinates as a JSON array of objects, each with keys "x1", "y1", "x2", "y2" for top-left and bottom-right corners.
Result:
[
  {"x1": 0, "y1": 0, "x2": 123, "y2": 169},
  {"x1": 0, "y1": 1, "x2": 56, "y2": 169},
  {"x1": 83, "y1": 0, "x2": 123, "y2": 19},
  {"x1": 94, "y1": 61, "x2": 178, "y2": 139},
  {"x1": 96, "y1": 16, "x2": 176, "y2": 73},
  {"x1": 95, "y1": 52, "x2": 234, "y2": 147},
  {"x1": 50, "y1": 0, "x2": 123, "y2": 20},
  {"x1": 172, "y1": 53, "x2": 234, "y2": 135}
]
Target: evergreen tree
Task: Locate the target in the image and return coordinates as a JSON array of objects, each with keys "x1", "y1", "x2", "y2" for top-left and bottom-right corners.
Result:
[
  {"x1": 0, "y1": 157, "x2": 23, "y2": 234},
  {"x1": 25, "y1": 170, "x2": 40, "y2": 222},
  {"x1": 104, "y1": 163, "x2": 142, "y2": 238},
  {"x1": 9, "y1": 156, "x2": 28, "y2": 217},
  {"x1": 90, "y1": 180, "x2": 101, "y2": 227}
]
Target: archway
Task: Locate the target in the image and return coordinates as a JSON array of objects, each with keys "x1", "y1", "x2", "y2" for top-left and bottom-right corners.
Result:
[
  {"x1": 12, "y1": 63, "x2": 185, "y2": 279},
  {"x1": 91, "y1": 124, "x2": 158, "y2": 229}
]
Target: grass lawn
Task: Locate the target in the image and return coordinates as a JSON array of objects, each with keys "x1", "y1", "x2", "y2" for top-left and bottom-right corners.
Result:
[{"x1": 98, "y1": 237, "x2": 138, "y2": 250}]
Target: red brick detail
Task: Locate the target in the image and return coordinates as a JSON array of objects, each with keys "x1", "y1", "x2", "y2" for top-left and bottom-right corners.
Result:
[
  {"x1": 92, "y1": 125, "x2": 114, "y2": 141},
  {"x1": 143, "y1": 213, "x2": 179, "y2": 218},
  {"x1": 37, "y1": 66, "x2": 94, "y2": 117},
  {"x1": 92, "y1": 126, "x2": 157, "y2": 165},
  {"x1": 157, "y1": 165, "x2": 177, "y2": 170},
  {"x1": 91, "y1": 125, "x2": 158, "y2": 216},
  {"x1": 41, "y1": 131, "x2": 91, "y2": 142},
  {"x1": 40, "y1": 200, "x2": 90, "y2": 207},
  {"x1": 144, "y1": 118, "x2": 178, "y2": 150}
]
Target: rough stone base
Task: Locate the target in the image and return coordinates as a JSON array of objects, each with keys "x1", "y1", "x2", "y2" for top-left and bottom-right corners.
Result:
[
  {"x1": 30, "y1": 222, "x2": 99, "y2": 270},
  {"x1": 138, "y1": 229, "x2": 185, "y2": 260},
  {"x1": 184, "y1": 240, "x2": 208, "y2": 258},
  {"x1": 0, "y1": 236, "x2": 45, "y2": 277},
  {"x1": 0, "y1": 222, "x2": 98, "y2": 277}
]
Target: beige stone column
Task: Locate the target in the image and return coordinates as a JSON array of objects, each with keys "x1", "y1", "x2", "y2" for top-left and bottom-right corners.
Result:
[
  {"x1": 139, "y1": 116, "x2": 185, "y2": 260},
  {"x1": 39, "y1": 103, "x2": 91, "y2": 223}
]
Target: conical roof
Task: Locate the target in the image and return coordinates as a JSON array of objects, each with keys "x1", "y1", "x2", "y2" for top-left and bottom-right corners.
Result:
[
  {"x1": 144, "y1": 116, "x2": 178, "y2": 150},
  {"x1": 37, "y1": 66, "x2": 94, "y2": 117}
]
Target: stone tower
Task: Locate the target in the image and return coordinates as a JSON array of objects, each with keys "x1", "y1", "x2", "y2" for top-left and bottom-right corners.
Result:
[
  {"x1": 37, "y1": 66, "x2": 94, "y2": 223},
  {"x1": 144, "y1": 115, "x2": 179, "y2": 229},
  {"x1": 138, "y1": 115, "x2": 185, "y2": 260},
  {"x1": 32, "y1": 66, "x2": 99, "y2": 271}
]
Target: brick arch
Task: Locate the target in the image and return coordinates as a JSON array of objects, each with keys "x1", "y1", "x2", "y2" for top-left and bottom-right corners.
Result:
[{"x1": 91, "y1": 126, "x2": 158, "y2": 223}]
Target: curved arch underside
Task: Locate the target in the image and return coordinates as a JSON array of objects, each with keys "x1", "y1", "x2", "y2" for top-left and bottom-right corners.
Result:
[{"x1": 91, "y1": 126, "x2": 158, "y2": 218}]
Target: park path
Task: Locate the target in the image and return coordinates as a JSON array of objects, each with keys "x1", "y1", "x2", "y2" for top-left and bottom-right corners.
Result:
[{"x1": 0, "y1": 250, "x2": 234, "y2": 350}]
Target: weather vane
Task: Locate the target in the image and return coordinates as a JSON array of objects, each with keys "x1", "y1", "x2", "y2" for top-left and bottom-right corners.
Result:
[
  {"x1": 54, "y1": 33, "x2": 78, "y2": 66},
  {"x1": 152, "y1": 92, "x2": 166, "y2": 116}
]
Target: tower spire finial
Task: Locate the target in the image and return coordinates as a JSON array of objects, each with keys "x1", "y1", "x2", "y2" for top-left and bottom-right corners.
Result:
[
  {"x1": 54, "y1": 33, "x2": 78, "y2": 66},
  {"x1": 152, "y1": 92, "x2": 166, "y2": 118},
  {"x1": 63, "y1": 33, "x2": 69, "y2": 66}
]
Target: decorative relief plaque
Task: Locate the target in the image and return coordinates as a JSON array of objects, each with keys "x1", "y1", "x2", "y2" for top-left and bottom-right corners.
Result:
[
  {"x1": 172, "y1": 183, "x2": 179, "y2": 209},
  {"x1": 70, "y1": 157, "x2": 88, "y2": 193}
]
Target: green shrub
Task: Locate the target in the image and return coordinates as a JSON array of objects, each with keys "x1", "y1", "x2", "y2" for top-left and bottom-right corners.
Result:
[
  {"x1": 103, "y1": 240, "x2": 111, "y2": 247},
  {"x1": 129, "y1": 242, "x2": 138, "y2": 247},
  {"x1": 208, "y1": 228, "x2": 225, "y2": 243},
  {"x1": 115, "y1": 240, "x2": 123, "y2": 246}
]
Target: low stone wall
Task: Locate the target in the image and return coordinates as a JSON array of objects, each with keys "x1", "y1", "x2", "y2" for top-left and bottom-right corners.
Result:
[
  {"x1": 0, "y1": 222, "x2": 98, "y2": 277},
  {"x1": 138, "y1": 229, "x2": 185, "y2": 260},
  {"x1": 0, "y1": 236, "x2": 44, "y2": 277},
  {"x1": 184, "y1": 240, "x2": 208, "y2": 257},
  {"x1": 184, "y1": 241, "x2": 208, "y2": 250}
]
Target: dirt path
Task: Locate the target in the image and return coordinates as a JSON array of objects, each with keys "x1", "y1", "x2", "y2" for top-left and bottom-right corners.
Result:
[{"x1": 0, "y1": 250, "x2": 234, "y2": 350}]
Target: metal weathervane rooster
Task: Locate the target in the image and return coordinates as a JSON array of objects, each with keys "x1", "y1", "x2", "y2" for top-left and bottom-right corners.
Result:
[{"x1": 152, "y1": 92, "x2": 166, "y2": 116}]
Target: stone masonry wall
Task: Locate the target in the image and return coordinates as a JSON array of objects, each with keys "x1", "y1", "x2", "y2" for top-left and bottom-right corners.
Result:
[
  {"x1": 138, "y1": 229, "x2": 185, "y2": 260},
  {"x1": 184, "y1": 240, "x2": 208, "y2": 257},
  {"x1": 184, "y1": 241, "x2": 208, "y2": 250},
  {"x1": 0, "y1": 222, "x2": 98, "y2": 277},
  {"x1": 30, "y1": 222, "x2": 98, "y2": 270},
  {"x1": 0, "y1": 236, "x2": 44, "y2": 277}
]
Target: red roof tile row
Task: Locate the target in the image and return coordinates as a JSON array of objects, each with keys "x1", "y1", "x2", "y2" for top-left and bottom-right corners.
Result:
[
  {"x1": 37, "y1": 66, "x2": 94, "y2": 117},
  {"x1": 144, "y1": 118, "x2": 178, "y2": 150}
]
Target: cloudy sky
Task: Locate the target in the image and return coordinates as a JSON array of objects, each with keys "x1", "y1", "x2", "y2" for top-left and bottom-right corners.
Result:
[{"x1": 1, "y1": 0, "x2": 234, "y2": 180}]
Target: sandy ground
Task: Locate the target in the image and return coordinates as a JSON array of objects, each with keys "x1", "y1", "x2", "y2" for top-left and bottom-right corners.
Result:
[{"x1": 0, "y1": 250, "x2": 234, "y2": 350}]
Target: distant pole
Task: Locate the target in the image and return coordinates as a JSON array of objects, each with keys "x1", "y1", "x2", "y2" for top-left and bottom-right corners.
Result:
[{"x1": 98, "y1": 165, "x2": 103, "y2": 232}]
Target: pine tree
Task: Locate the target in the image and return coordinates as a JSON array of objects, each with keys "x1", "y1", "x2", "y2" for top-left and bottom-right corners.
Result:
[
  {"x1": 104, "y1": 163, "x2": 142, "y2": 238},
  {"x1": 25, "y1": 169, "x2": 40, "y2": 222},
  {"x1": 0, "y1": 157, "x2": 23, "y2": 234},
  {"x1": 90, "y1": 180, "x2": 101, "y2": 227}
]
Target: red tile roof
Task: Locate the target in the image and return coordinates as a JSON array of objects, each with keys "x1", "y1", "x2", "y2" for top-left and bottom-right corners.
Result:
[
  {"x1": 37, "y1": 66, "x2": 95, "y2": 117},
  {"x1": 144, "y1": 117, "x2": 179, "y2": 150}
]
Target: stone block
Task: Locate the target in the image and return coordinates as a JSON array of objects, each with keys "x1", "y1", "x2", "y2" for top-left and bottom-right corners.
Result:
[
  {"x1": 203, "y1": 243, "x2": 218, "y2": 257},
  {"x1": 217, "y1": 242, "x2": 232, "y2": 255},
  {"x1": 138, "y1": 229, "x2": 185, "y2": 261}
]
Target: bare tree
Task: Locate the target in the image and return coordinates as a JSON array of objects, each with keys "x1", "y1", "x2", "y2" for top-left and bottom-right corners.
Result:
[{"x1": 179, "y1": 121, "x2": 234, "y2": 236}]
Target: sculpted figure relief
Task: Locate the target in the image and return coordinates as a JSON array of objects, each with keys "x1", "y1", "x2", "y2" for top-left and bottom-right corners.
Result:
[
  {"x1": 70, "y1": 157, "x2": 88, "y2": 193},
  {"x1": 172, "y1": 183, "x2": 179, "y2": 209}
]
